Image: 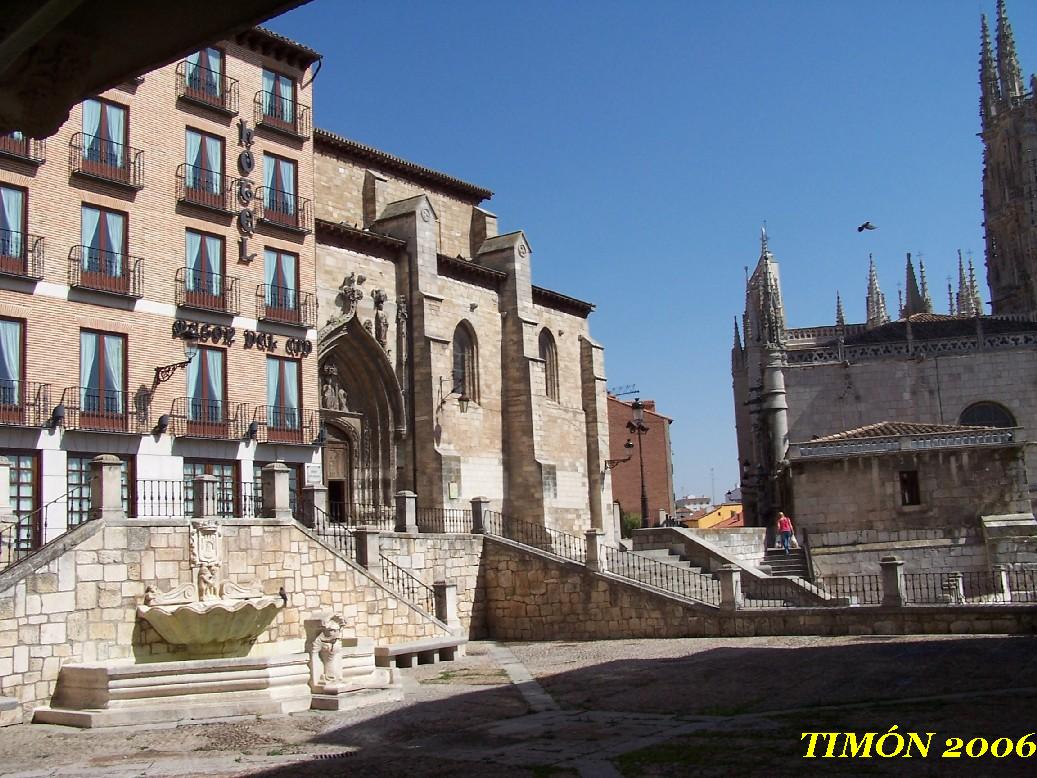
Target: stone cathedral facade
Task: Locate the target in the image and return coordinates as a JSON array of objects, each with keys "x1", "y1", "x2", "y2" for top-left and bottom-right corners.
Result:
[{"x1": 732, "y1": 1, "x2": 1037, "y2": 547}]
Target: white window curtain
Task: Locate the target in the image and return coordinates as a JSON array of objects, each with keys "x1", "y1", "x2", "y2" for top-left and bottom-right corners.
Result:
[
  {"x1": 0, "y1": 186, "x2": 23, "y2": 258},
  {"x1": 262, "y1": 69, "x2": 275, "y2": 116},
  {"x1": 276, "y1": 74, "x2": 294, "y2": 123},
  {"x1": 203, "y1": 135, "x2": 221, "y2": 193},
  {"x1": 105, "y1": 211, "x2": 124, "y2": 277},
  {"x1": 280, "y1": 160, "x2": 295, "y2": 214},
  {"x1": 185, "y1": 129, "x2": 201, "y2": 188},
  {"x1": 80, "y1": 331, "x2": 99, "y2": 410},
  {"x1": 204, "y1": 234, "x2": 222, "y2": 295},
  {"x1": 0, "y1": 320, "x2": 21, "y2": 401},
  {"x1": 264, "y1": 250, "x2": 296, "y2": 308},
  {"x1": 207, "y1": 49, "x2": 223, "y2": 96},
  {"x1": 206, "y1": 349, "x2": 223, "y2": 421},
  {"x1": 282, "y1": 361, "x2": 299, "y2": 428},
  {"x1": 185, "y1": 230, "x2": 201, "y2": 291},
  {"x1": 266, "y1": 356, "x2": 279, "y2": 409},
  {"x1": 186, "y1": 349, "x2": 203, "y2": 420},
  {"x1": 185, "y1": 51, "x2": 201, "y2": 90},
  {"x1": 280, "y1": 252, "x2": 296, "y2": 307},
  {"x1": 263, "y1": 154, "x2": 275, "y2": 210},
  {"x1": 105, "y1": 104, "x2": 125, "y2": 166},
  {"x1": 82, "y1": 99, "x2": 102, "y2": 161},
  {"x1": 103, "y1": 334, "x2": 124, "y2": 412},
  {"x1": 81, "y1": 206, "x2": 100, "y2": 271},
  {"x1": 263, "y1": 249, "x2": 277, "y2": 306}
]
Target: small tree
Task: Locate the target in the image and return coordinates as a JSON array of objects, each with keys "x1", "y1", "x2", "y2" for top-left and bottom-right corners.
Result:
[{"x1": 620, "y1": 511, "x2": 641, "y2": 538}]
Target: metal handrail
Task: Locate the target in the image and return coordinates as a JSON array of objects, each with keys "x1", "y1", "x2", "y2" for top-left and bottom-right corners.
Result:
[{"x1": 379, "y1": 554, "x2": 436, "y2": 613}]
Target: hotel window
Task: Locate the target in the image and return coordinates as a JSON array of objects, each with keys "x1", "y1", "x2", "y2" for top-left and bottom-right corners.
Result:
[
  {"x1": 6, "y1": 451, "x2": 38, "y2": 551},
  {"x1": 0, "y1": 318, "x2": 23, "y2": 418},
  {"x1": 186, "y1": 346, "x2": 226, "y2": 432},
  {"x1": 79, "y1": 330, "x2": 125, "y2": 428},
  {"x1": 67, "y1": 454, "x2": 131, "y2": 527},
  {"x1": 82, "y1": 98, "x2": 128, "y2": 175},
  {"x1": 0, "y1": 185, "x2": 25, "y2": 269},
  {"x1": 538, "y1": 329, "x2": 559, "y2": 401},
  {"x1": 184, "y1": 128, "x2": 224, "y2": 206},
  {"x1": 261, "y1": 69, "x2": 296, "y2": 128},
  {"x1": 184, "y1": 48, "x2": 224, "y2": 105},
  {"x1": 262, "y1": 153, "x2": 297, "y2": 225},
  {"x1": 542, "y1": 464, "x2": 558, "y2": 500},
  {"x1": 451, "y1": 322, "x2": 477, "y2": 401},
  {"x1": 81, "y1": 204, "x2": 127, "y2": 289},
  {"x1": 185, "y1": 229, "x2": 224, "y2": 306},
  {"x1": 183, "y1": 460, "x2": 236, "y2": 517},
  {"x1": 267, "y1": 356, "x2": 300, "y2": 432},
  {"x1": 264, "y1": 248, "x2": 298, "y2": 318}
]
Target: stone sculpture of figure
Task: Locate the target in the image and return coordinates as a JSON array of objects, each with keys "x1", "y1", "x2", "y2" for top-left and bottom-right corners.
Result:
[
  {"x1": 311, "y1": 615, "x2": 345, "y2": 686},
  {"x1": 336, "y1": 274, "x2": 365, "y2": 319},
  {"x1": 321, "y1": 362, "x2": 347, "y2": 412},
  {"x1": 337, "y1": 387, "x2": 349, "y2": 412},
  {"x1": 198, "y1": 563, "x2": 219, "y2": 602},
  {"x1": 372, "y1": 289, "x2": 389, "y2": 349}
]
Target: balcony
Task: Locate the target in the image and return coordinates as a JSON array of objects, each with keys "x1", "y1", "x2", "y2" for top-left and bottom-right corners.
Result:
[
  {"x1": 0, "y1": 134, "x2": 45, "y2": 166},
  {"x1": 254, "y1": 91, "x2": 311, "y2": 139},
  {"x1": 68, "y1": 246, "x2": 143, "y2": 297},
  {"x1": 168, "y1": 397, "x2": 236, "y2": 440},
  {"x1": 175, "y1": 61, "x2": 239, "y2": 115},
  {"x1": 175, "y1": 164, "x2": 233, "y2": 213},
  {"x1": 240, "y1": 404, "x2": 318, "y2": 445},
  {"x1": 175, "y1": 267, "x2": 239, "y2": 315},
  {"x1": 0, "y1": 228, "x2": 44, "y2": 280},
  {"x1": 0, "y1": 380, "x2": 51, "y2": 427},
  {"x1": 61, "y1": 386, "x2": 139, "y2": 434},
  {"x1": 69, "y1": 133, "x2": 144, "y2": 190},
  {"x1": 256, "y1": 284, "x2": 316, "y2": 327},
  {"x1": 254, "y1": 187, "x2": 312, "y2": 234}
]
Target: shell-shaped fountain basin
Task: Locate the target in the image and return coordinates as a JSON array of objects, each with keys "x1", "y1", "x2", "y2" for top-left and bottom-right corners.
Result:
[{"x1": 137, "y1": 597, "x2": 284, "y2": 648}]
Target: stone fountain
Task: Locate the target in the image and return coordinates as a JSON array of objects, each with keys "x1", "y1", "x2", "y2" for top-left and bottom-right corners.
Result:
[{"x1": 34, "y1": 518, "x2": 311, "y2": 727}]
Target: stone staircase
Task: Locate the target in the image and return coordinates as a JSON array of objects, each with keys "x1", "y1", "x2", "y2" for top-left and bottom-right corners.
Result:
[
  {"x1": 762, "y1": 547, "x2": 810, "y2": 578},
  {"x1": 606, "y1": 545, "x2": 722, "y2": 605}
]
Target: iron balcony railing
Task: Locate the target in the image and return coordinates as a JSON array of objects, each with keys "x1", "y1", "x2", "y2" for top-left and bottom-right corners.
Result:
[
  {"x1": 255, "y1": 187, "x2": 312, "y2": 233},
  {"x1": 0, "y1": 228, "x2": 44, "y2": 280},
  {"x1": 416, "y1": 506, "x2": 473, "y2": 533},
  {"x1": 168, "y1": 397, "x2": 236, "y2": 440},
  {"x1": 328, "y1": 502, "x2": 396, "y2": 530},
  {"x1": 69, "y1": 132, "x2": 144, "y2": 189},
  {"x1": 175, "y1": 60, "x2": 239, "y2": 114},
  {"x1": 254, "y1": 90, "x2": 311, "y2": 138},
  {"x1": 256, "y1": 284, "x2": 316, "y2": 327},
  {"x1": 175, "y1": 266, "x2": 239, "y2": 314},
  {"x1": 380, "y1": 554, "x2": 436, "y2": 613},
  {"x1": 310, "y1": 504, "x2": 357, "y2": 557},
  {"x1": 68, "y1": 246, "x2": 143, "y2": 297},
  {"x1": 175, "y1": 164, "x2": 234, "y2": 212},
  {"x1": 0, "y1": 133, "x2": 45, "y2": 165},
  {"x1": 240, "y1": 404, "x2": 319, "y2": 445},
  {"x1": 60, "y1": 385, "x2": 146, "y2": 434},
  {"x1": 0, "y1": 380, "x2": 51, "y2": 427}
]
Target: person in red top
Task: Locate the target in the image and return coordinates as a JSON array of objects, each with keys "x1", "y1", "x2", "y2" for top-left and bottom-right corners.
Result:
[{"x1": 777, "y1": 512, "x2": 794, "y2": 555}]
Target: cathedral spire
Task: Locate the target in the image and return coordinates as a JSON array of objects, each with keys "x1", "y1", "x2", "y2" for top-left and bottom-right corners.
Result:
[
  {"x1": 835, "y1": 292, "x2": 845, "y2": 328},
  {"x1": 903, "y1": 253, "x2": 926, "y2": 318},
  {"x1": 956, "y1": 250, "x2": 972, "y2": 316},
  {"x1": 733, "y1": 316, "x2": 742, "y2": 350},
  {"x1": 866, "y1": 254, "x2": 889, "y2": 328},
  {"x1": 980, "y1": 14, "x2": 1000, "y2": 126},
  {"x1": 918, "y1": 258, "x2": 933, "y2": 313},
  {"x1": 996, "y1": 0, "x2": 1023, "y2": 101},
  {"x1": 968, "y1": 257, "x2": 983, "y2": 315},
  {"x1": 760, "y1": 223, "x2": 769, "y2": 257}
]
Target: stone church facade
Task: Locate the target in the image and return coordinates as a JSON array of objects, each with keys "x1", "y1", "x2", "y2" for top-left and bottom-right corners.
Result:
[{"x1": 732, "y1": 2, "x2": 1037, "y2": 564}]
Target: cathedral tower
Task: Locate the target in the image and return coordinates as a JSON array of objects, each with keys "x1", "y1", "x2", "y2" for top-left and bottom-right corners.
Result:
[{"x1": 981, "y1": 1, "x2": 1037, "y2": 314}]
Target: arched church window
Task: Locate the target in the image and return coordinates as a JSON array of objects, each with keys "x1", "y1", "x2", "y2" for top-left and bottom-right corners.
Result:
[
  {"x1": 959, "y1": 401, "x2": 1016, "y2": 428},
  {"x1": 452, "y1": 322, "x2": 477, "y2": 402},
  {"x1": 539, "y1": 328, "x2": 559, "y2": 401}
]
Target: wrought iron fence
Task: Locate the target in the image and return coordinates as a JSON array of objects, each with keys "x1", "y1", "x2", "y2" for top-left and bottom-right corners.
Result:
[
  {"x1": 328, "y1": 502, "x2": 396, "y2": 531},
  {"x1": 482, "y1": 514, "x2": 586, "y2": 563},
  {"x1": 176, "y1": 60, "x2": 239, "y2": 113},
  {"x1": 0, "y1": 380, "x2": 51, "y2": 427},
  {"x1": 416, "y1": 507, "x2": 473, "y2": 534},
  {"x1": 256, "y1": 284, "x2": 316, "y2": 327},
  {"x1": 1, "y1": 487, "x2": 86, "y2": 573},
  {"x1": 602, "y1": 546, "x2": 721, "y2": 606},
  {"x1": 168, "y1": 397, "x2": 235, "y2": 440},
  {"x1": 0, "y1": 133, "x2": 45, "y2": 164},
  {"x1": 379, "y1": 554, "x2": 435, "y2": 613},
  {"x1": 68, "y1": 246, "x2": 143, "y2": 297},
  {"x1": 239, "y1": 405, "x2": 319, "y2": 445},
  {"x1": 254, "y1": 90, "x2": 312, "y2": 137},
  {"x1": 175, "y1": 164, "x2": 232, "y2": 212},
  {"x1": 175, "y1": 266, "x2": 240, "y2": 314},
  {"x1": 903, "y1": 570, "x2": 1037, "y2": 605},
  {"x1": 69, "y1": 132, "x2": 143, "y2": 189},
  {"x1": 309, "y1": 504, "x2": 356, "y2": 557},
  {"x1": 61, "y1": 386, "x2": 139, "y2": 433},
  {"x1": 135, "y1": 479, "x2": 186, "y2": 518},
  {"x1": 254, "y1": 187, "x2": 313, "y2": 233},
  {"x1": 0, "y1": 228, "x2": 44, "y2": 280},
  {"x1": 816, "y1": 574, "x2": 883, "y2": 605}
]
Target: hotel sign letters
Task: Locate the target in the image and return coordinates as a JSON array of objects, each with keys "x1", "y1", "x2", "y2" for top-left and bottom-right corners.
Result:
[
  {"x1": 172, "y1": 319, "x2": 312, "y2": 357},
  {"x1": 237, "y1": 119, "x2": 257, "y2": 264}
]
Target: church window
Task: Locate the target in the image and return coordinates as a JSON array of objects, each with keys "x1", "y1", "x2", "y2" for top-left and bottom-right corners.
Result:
[
  {"x1": 959, "y1": 402, "x2": 1016, "y2": 428},
  {"x1": 542, "y1": 464, "x2": 557, "y2": 500},
  {"x1": 898, "y1": 470, "x2": 921, "y2": 507},
  {"x1": 539, "y1": 328, "x2": 559, "y2": 401},
  {"x1": 451, "y1": 322, "x2": 477, "y2": 402}
]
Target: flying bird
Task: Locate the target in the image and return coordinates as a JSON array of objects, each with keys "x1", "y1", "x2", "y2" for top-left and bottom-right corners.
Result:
[{"x1": 857, "y1": 221, "x2": 877, "y2": 232}]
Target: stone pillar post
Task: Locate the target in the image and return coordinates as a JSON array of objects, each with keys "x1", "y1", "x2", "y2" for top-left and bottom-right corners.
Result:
[
  {"x1": 394, "y1": 490, "x2": 417, "y2": 533},
  {"x1": 945, "y1": 571, "x2": 965, "y2": 604},
  {"x1": 299, "y1": 484, "x2": 327, "y2": 529},
  {"x1": 89, "y1": 454, "x2": 125, "y2": 522},
  {"x1": 433, "y1": 580, "x2": 460, "y2": 628},
  {"x1": 880, "y1": 555, "x2": 905, "y2": 607},
  {"x1": 192, "y1": 474, "x2": 219, "y2": 519},
  {"x1": 993, "y1": 564, "x2": 1012, "y2": 602},
  {"x1": 585, "y1": 529, "x2": 607, "y2": 573},
  {"x1": 261, "y1": 462, "x2": 292, "y2": 521},
  {"x1": 719, "y1": 564, "x2": 743, "y2": 611},
  {"x1": 657, "y1": 509, "x2": 667, "y2": 527},
  {"x1": 0, "y1": 457, "x2": 14, "y2": 526},
  {"x1": 354, "y1": 526, "x2": 381, "y2": 571},
  {"x1": 471, "y1": 496, "x2": 490, "y2": 534}
]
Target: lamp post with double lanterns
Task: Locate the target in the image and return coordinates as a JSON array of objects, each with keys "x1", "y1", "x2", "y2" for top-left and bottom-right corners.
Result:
[{"x1": 627, "y1": 398, "x2": 650, "y2": 528}]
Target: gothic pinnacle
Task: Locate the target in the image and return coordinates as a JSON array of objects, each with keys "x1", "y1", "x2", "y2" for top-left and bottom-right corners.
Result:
[
  {"x1": 980, "y1": 14, "x2": 1000, "y2": 126},
  {"x1": 836, "y1": 292, "x2": 845, "y2": 327},
  {"x1": 996, "y1": 0, "x2": 1023, "y2": 100}
]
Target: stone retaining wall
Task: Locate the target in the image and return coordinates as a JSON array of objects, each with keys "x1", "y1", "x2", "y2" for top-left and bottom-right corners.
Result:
[
  {"x1": 809, "y1": 528, "x2": 988, "y2": 576},
  {"x1": 0, "y1": 518, "x2": 450, "y2": 719}
]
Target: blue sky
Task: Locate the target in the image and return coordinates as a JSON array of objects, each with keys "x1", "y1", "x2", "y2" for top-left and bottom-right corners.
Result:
[{"x1": 268, "y1": 0, "x2": 1036, "y2": 501}]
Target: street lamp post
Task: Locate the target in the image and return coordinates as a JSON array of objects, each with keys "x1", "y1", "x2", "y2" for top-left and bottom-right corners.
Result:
[{"x1": 627, "y1": 398, "x2": 650, "y2": 528}]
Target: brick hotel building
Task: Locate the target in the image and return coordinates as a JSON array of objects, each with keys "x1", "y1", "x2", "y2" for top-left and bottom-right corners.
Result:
[{"x1": 0, "y1": 29, "x2": 322, "y2": 548}]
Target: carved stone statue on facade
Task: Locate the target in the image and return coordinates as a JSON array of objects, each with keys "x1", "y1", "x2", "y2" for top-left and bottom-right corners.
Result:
[
  {"x1": 372, "y1": 289, "x2": 389, "y2": 350},
  {"x1": 311, "y1": 615, "x2": 345, "y2": 686},
  {"x1": 334, "y1": 273, "x2": 365, "y2": 321},
  {"x1": 321, "y1": 362, "x2": 349, "y2": 412},
  {"x1": 198, "y1": 563, "x2": 220, "y2": 602}
]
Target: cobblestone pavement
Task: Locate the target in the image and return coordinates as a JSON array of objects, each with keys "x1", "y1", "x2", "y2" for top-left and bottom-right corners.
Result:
[{"x1": 0, "y1": 635, "x2": 1035, "y2": 777}]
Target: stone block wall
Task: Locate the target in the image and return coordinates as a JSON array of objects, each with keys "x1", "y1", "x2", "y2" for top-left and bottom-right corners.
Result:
[
  {"x1": 377, "y1": 533, "x2": 486, "y2": 636},
  {"x1": 0, "y1": 517, "x2": 450, "y2": 718},
  {"x1": 809, "y1": 528, "x2": 988, "y2": 576}
]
